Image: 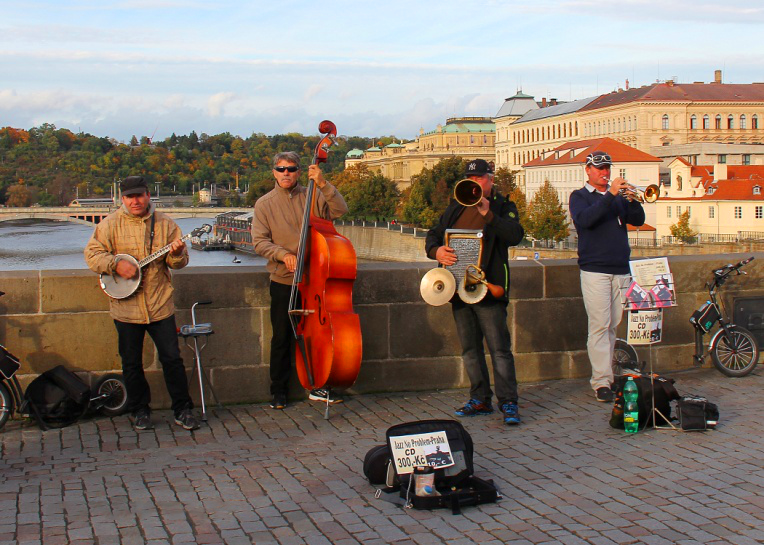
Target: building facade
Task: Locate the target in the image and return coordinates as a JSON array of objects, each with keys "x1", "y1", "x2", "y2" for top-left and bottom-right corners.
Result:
[{"x1": 344, "y1": 117, "x2": 495, "y2": 190}]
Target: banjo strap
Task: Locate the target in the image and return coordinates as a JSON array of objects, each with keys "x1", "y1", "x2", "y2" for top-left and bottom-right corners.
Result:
[{"x1": 148, "y1": 212, "x2": 156, "y2": 254}]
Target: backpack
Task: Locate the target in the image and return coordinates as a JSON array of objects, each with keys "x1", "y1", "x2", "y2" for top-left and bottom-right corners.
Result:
[
  {"x1": 609, "y1": 373, "x2": 680, "y2": 430},
  {"x1": 24, "y1": 366, "x2": 91, "y2": 430}
]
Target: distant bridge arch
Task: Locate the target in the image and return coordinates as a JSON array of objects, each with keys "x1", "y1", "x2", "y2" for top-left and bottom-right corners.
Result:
[{"x1": 0, "y1": 207, "x2": 250, "y2": 226}]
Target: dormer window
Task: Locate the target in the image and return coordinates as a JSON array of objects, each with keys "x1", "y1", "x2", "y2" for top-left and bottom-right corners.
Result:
[
  {"x1": 707, "y1": 187, "x2": 716, "y2": 195},
  {"x1": 755, "y1": 186, "x2": 761, "y2": 195}
]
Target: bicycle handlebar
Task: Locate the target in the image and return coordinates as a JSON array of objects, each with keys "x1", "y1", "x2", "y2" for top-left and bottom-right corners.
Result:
[{"x1": 713, "y1": 256, "x2": 755, "y2": 279}]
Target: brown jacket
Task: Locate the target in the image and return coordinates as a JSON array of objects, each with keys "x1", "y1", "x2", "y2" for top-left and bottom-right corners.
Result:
[
  {"x1": 251, "y1": 181, "x2": 348, "y2": 284},
  {"x1": 84, "y1": 203, "x2": 189, "y2": 324}
]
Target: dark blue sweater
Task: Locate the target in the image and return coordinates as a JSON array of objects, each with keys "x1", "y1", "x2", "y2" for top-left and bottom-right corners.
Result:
[{"x1": 569, "y1": 187, "x2": 645, "y2": 274}]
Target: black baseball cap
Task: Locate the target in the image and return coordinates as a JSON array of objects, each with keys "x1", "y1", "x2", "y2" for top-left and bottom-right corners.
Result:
[
  {"x1": 585, "y1": 152, "x2": 612, "y2": 168},
  {"x1": 120, "y1": 176, "x2": 149, "y2": 196},
  {"x1": 464, "y1": 159, "x2": 494, "y2": 176}
]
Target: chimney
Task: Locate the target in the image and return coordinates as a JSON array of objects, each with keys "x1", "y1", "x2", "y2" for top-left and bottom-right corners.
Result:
[
  {"x1": 715, "y1": 163, "x2": 728, "y2": 181},
  {"x1": 551, "y1": 98, "x2": 557, "y2": 106},
  {"x1": 541, "y1": 97, "x2": 547, "y2": 107},
  {"x1": 626, "y1": 78, "x2": 630, "y2": 90},
  {"x1": 714, "y1": 69, "x2": 722, "y2": 84}
]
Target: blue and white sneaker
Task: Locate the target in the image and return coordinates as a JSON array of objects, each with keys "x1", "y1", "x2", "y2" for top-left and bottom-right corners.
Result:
[
  {"x1": 455, "y1": 399, "x2": 494, "y2": 417},
  {"x1": 500, "y1": 402, "x2": 521, "y2": 425}
]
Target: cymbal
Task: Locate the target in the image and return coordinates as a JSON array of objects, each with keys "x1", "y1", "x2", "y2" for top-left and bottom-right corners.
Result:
[
  {"x1": 458, "y1": 277, "x2": 488, "y2": 304},
  {"x1": 420, "y1": 268, "x2": 456, "y2": 306}
]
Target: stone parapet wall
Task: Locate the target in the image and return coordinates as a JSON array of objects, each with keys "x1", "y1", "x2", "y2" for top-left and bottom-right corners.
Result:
[{"x1": 1, "y1": 253, "x2": 762, "y2": 409}]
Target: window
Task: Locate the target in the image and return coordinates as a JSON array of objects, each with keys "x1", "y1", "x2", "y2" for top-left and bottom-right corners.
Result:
[
  {"x1": 757, "y1": 206, "x2": 763, "y2": 219},
  {"x1": 754, "y1": 115, "x2": 759, "y2": 130},
  {"x1": 677, "y1": 206, "x2": 681, "y2": 216},
  {"x1": 662, "y1": 115, "x2": 669, "y2": 130},
  {"x1": 741, "y1": 115, "x2": 747, "y2": 129},
  {"x1": 735, "y1": 206, "x2": 742, "y2": 219},
  {"x1": 715, "y1": 115, "x2": 722, "y2": 129},
  {"x1": 728, "y1": 115, "x2": 734, "y2": 129},
  {"x1": 744, "y1": 154, "x2": 751, "y2": 165},
  {"x1": 620, "y1": 169, "x2": 626, "y2": 178},
  {"x1": 709, "y1": 206, "x2": 715, "y2": 219},
  {"x1": 667, "y1": 207, "x2": 672, "y2": 218},
  {"x1": 690, "y1": 115, "x2": 697, "y2": 129},
  {"x1": 703, "y1": 115, "x2": 710, "y2": 129},
  {"x1": 755, "y1": 186, "x2": 761, "y2": 195},
  {"x1": 687, "y1": 206, "x2": 691, "y2": 217},
  {"x1": 718, "y1": 154, "x2": 727, "y2": 164}
]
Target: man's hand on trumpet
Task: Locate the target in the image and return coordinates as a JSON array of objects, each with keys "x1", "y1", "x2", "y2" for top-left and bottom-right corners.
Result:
[
  {"x1": 607, "y1": 177, "x2": 634, "y2": 201},
  {"x1": 436, "y1": 245, "x2": 458, "y2": 266}
]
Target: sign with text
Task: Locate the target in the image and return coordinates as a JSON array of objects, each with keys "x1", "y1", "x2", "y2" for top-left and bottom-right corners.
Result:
[
  {"x1": 388, "y1": 431, "x2": 454, "y2": 474},
  {"x1": 627, "y1": 309, "x2": 663, "y2": 345}
]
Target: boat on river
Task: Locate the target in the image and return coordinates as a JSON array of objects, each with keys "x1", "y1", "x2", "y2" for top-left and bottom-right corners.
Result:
[{"x1": 212, "y1": 211, "x2": 256, "y2": 254}]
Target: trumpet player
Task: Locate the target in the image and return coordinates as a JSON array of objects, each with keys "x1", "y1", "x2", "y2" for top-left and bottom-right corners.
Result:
[
  {"x1": 569, "y1": 151, "x2": 645, "y2": 402},
  {"x1": 425, "y1": 159, "x2": 525, "y2": 425}
]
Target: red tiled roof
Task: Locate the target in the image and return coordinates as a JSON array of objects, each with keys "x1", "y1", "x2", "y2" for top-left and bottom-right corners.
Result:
[
  {"x1": 673, "y1": 157, "x2": 692, "y2": 167},
  {"x1": 663, "y1": 179, "x2": 764, "y2": 201},
  {"x1": 580, "y1": 82, "x2": 764, "y2": 111},
  {"x1": 523, "y1": 137, "x2": 661, "y2": 168},
  {"x1": 627, "y1": 223, "x2": 656, "y2": 232}
]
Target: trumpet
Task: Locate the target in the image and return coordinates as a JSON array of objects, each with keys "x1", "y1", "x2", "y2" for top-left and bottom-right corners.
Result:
[
  {"x1": 454, "y1": 178, "x2": 483, "y2": 207},
  {"x1": 605, "y1": 179, "x2": 660, "y2": 203}
]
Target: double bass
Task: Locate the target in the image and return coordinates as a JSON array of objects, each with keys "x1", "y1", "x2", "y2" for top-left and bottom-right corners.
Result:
[{"x1": 288, "y1": 120, "x2": 362, "y2": 414}]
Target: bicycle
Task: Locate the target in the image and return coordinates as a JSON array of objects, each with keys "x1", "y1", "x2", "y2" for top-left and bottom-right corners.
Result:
[
  {"x1": 0, "y1": 293, "x2": 128, "y2": 430},
  {"x1": 690, "y1": 257, "x2": 760, "y2": 377},
  {"x1": 612, "y1": 338, "x2": 641, "y2": 378}
]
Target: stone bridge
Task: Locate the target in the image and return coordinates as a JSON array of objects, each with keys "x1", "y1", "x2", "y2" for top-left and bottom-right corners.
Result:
[{"x1": 0, "y1": 206, "x2": 250, "y2": 225}]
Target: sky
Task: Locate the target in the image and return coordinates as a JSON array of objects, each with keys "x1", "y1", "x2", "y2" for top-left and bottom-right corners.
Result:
[{"x1": 2, "y1": 0, "x2": 764, "y2": 143}]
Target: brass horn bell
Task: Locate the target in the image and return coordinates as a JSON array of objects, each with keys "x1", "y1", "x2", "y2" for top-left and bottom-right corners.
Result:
[{"x1": 454, "y1": 179, "x2": 483, "y2": 207}]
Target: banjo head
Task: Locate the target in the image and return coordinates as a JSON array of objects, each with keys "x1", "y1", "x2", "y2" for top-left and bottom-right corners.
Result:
[{"x1": 99, "y1": 254, "x2": 142, "y2": 299}]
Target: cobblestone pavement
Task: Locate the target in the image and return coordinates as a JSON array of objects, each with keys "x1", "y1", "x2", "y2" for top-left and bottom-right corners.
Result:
[{"x1": 1, "y1": 368, "x2": 763, "y2": 545}]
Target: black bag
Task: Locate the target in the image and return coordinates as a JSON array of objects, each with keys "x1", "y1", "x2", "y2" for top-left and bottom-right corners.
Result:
[
  {"x1": 363, "y1": 444, "x2": 398, "y2": 487},
  {"x1": 610, "y1": 373, "x2": 680, "y2": 430},
  {"x1": 24, "y1": 365, "x2": 90, "y2": 430},
  {"x1": 676, "y1": 396, "x2": 719, "y2": 431},
  {"x1": 383, "y1": 419, "x2": 498, "y2": 514},
  {"x1": 0, "y1": 345, "x2": 20, "y2": 380}
]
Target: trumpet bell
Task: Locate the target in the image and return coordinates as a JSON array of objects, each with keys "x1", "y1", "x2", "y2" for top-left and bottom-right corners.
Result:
[
  {"x1": 643, "y1": 184, "x2": 659, "y2": 203},
  {"x1": 454, "y1": 179, "x2": 483, "y2": 207},
  {"x1": 458, "y1": 277, "x2": 488, "y2": 304},
  {"x1": 420, "y1": 268, "x2": 456, "y2": 306}
]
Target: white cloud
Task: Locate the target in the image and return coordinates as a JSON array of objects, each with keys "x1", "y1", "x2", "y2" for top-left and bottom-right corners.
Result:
[{"x1": 206, "y1": 92, "x2": 237, "y2": 118}]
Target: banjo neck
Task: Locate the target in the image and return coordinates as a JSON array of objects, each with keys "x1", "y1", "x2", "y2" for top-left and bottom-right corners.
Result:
[{"x1": 137, "y1": 231, "x2": 193, "y2": 269}]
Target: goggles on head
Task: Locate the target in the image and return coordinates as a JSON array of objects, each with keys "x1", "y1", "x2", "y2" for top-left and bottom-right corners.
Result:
[{"x1": 585, "y1": 153, "x2": 612, "y2": 168}]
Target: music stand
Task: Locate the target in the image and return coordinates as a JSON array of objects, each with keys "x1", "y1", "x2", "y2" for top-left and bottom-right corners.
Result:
[{"x1": 621, "y1": 272, "x2": 678, "y2": 431}]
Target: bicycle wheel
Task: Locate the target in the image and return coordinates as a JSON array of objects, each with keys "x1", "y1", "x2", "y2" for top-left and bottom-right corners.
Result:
[
  {"x1": 612, "y1": 339, "x2": 640, "y2": 377},
  {"x1": 0, "y1": 382, "x2": 14, "y2": 430},
  {"x1": 710, "y1": 325, "x2": 760, "y2": 377},
  {"x1": 94, "y1": 374, "x2": 129, "y2": 417}
]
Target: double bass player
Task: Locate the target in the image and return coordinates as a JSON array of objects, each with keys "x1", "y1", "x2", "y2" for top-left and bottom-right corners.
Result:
[{"x1": 251, "y1": 151, "x2": 349, "y2": 410}]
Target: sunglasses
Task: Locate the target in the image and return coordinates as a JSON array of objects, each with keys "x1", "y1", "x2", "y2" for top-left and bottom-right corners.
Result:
[
  {"x1": 586, "y1": 153, "x2": 612, "y2": 168},
  {"x1": 274, "y1": 166, "x2": 299, "y2": 173}
]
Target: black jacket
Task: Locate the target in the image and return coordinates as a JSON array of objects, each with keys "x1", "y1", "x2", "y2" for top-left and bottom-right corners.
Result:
[{"x1": 425, "y1": 190, "x2": 524, "y2": 304}]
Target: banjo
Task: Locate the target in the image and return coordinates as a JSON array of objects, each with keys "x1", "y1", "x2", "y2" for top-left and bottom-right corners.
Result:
[{"x1": 99, "y1": 224, "x2": 212, "y2": 299}]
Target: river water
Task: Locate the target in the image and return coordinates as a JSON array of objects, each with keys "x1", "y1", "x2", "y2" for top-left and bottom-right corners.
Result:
[{"x1": 0, "y1": 218, "x2": 267, "y2": 271}]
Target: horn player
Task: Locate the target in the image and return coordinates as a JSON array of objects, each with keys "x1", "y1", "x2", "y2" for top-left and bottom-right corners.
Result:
[
  {"x1": 569, "y1": 151, "x2": 646, "y2": 403},
  {"x1": 425, "y1": 159, "x2": 525, "y2": 426}
]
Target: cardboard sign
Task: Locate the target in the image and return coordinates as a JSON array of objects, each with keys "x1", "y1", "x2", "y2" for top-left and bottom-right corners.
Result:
[
  {"x1": 627, "y1": 309, "x2": 663, "y2": 345},
  {"x1": 388, "y1": 431, "x2": 454, "y2": 474}
]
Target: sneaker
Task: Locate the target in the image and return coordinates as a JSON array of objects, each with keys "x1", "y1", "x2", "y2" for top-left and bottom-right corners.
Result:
[
  {"x1": 454, "y1": 399, "x2": 494, "y2": 417},
  {"x1": 308, "y1": 388, "x2": 344, "y2": 404},
  {"x1": 132, "y1": 410, "x2": 153, "y2": 431},
  {"x1": 174, "y1": 408, "x2": 201, "y2": 431},
  {"x1": 500, "y1": 402, "x2": 521, "y2": 425},
  {"x1": 595, "y1": 387, "x2": 614, "y2": 403},
  {"x1": 270, "y1": 393, "x2": 287, "y2": 410}
]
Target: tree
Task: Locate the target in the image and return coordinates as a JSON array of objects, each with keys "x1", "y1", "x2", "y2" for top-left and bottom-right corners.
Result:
[
  {"x1": 493, "y1": 167, "x2": 517, "y2": 196},
  {"x1": 331, "y1": 164, "x2": 399, "y2": 220},
  {"x1": 6, "y1": 181, "x2": 33, "y2": 207},
  {"x1": 526, "y1": 180, "x2": 569, "y2": 242},
  {"x1": 670, "y1": 210, "x2": 697, "y2": 243},
  {"x1": 508, "y1": 187, "x2": 529, "y2": 234},
  {"x1": 400, "y1": 156, "x2": 464, "y2": 227}
]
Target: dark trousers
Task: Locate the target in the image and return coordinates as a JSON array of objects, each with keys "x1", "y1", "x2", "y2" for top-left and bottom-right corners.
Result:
[
  {"x1": 451, "y1": 299, "x2": 518, "y2": 405},
  {"x1": 114, "y1": 315, "x2": 193, "y2": 416},
  {"x1": 269, "y1": 281, "x2": 295, "y2": 396}
]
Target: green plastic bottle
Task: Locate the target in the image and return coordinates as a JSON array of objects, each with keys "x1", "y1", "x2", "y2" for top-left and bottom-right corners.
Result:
[{"x1": 623, "y1": 377, "x2": 639, "y2": 434}]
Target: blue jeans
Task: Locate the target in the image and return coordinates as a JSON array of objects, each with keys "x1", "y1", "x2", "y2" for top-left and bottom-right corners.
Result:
[{"x1": 452, "y1": 300, "x2": 518, "y2": 405}]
